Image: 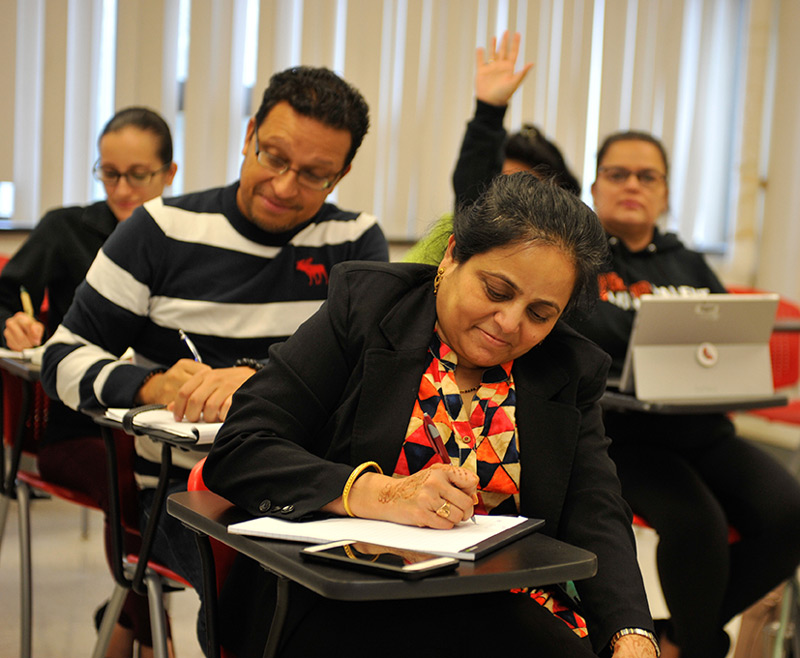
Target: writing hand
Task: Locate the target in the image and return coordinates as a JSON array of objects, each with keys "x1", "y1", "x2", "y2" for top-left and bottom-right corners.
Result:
[
  {"x1": 135, "y1": 358, "x2": 209, "y2": 406},
  {"x1": 475, "y1": 31, "x2": 533, "y2": 107},
  {"x1": 340, "y1": 463, "x2": 479, "y2": 529},
  {"x1": 169, "y1": 366, "x2": 256, "y2": 422},
  {"x1": 4, "y1": 312, "x2": 45, "y2": 350},
  {"x1": 612, "y1": 634, "x2": 658, "y2": 658}
]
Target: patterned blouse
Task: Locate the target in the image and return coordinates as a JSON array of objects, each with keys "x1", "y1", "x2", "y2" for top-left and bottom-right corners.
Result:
[{"x1": 392, "y1": 333, "x2": 588, "y2": 638}]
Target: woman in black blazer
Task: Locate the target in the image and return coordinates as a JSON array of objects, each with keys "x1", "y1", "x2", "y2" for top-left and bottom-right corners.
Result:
[{"x1": 205, "y1": 174, "x2": 658, "y2": 658}]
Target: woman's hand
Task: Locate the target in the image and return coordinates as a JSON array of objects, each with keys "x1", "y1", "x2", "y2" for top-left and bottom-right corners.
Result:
[
  {"x1": 612, "y1": 634, "x2": 659, "y2": 658},
  {"x1": 4, "y1": 312, "x2": 45, "y2": 350},
  {"x1": 334, "y1": 463, "x2": 479, "y2": 529},
  {"x1": 475, "y1": 31, "x2": 533, "y2": 107}
]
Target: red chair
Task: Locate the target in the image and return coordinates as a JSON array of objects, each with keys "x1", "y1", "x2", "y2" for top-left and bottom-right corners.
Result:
[
  {"x1": 0, "y1": 364, "x2": 107, "y2": 658},
  {"x1": 187, "y1": 457, "x2": 236, "y2": 658}
]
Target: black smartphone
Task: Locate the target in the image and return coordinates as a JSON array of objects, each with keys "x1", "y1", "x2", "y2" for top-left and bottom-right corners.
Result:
[{"x1": 301, "y1": 540, "x2": 459, "y2": 580}]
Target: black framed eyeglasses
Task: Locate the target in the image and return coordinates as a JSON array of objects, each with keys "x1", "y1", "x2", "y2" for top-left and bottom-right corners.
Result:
[
  {"x1": 92, "y1": 161, "x2": 171, "y2": 188},
  {"x1": 253, "y1": 138, "x2": 342, "y2": 191},
  {"x1": 598, "y1": 166, "x2": 666, "y2": 188}
]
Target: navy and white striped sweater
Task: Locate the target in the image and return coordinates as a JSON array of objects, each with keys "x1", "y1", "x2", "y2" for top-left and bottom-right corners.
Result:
[{"x1": 41, "y1": 182, "x2": 388, "y2": 482}]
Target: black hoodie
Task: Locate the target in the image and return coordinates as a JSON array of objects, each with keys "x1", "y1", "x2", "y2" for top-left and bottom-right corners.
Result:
[{"x1": 570, "y1": 228, "x2": 726, "y2": 378}]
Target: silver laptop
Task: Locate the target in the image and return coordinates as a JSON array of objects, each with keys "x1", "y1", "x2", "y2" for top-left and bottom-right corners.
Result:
[{"x1": 617, "y1": 293, "x2": 781, "y2": 404}]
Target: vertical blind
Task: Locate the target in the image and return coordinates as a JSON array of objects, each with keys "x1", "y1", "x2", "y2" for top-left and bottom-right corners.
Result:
[{"x1": 2, "y1": 0, "x2": 755, "y2": 256}]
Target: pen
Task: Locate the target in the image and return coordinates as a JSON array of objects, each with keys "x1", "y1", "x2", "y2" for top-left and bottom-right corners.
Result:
[
  {"x1": 422, "y1": 413, "x2": 477, "y2": 523},
  {"x1": 20, "y1": 286, "x2": 34, "y2": 318},
  {"x1": 178, "y1": 329, "x2": 203, "y2": 363}
]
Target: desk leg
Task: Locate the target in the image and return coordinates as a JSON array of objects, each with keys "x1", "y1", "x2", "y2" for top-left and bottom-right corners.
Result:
[
  {"x1": 192, "y1": 531, "x2": 221, "y2": 658},
  {"x1": 17, "y1": 480, "x2": 32, "y2": 658},
  {"x1": 263, "y1": 576, "x2": 290, "y2": 658}
]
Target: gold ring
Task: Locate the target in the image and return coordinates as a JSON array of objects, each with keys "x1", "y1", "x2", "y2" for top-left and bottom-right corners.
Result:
[{"x1": 435, "y1": 501, "x2": 452, "y2": 519}]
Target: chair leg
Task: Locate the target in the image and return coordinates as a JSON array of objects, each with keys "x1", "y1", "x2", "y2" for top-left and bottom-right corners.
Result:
[
  {"x1": 144, "y1": 570, "x2": 170, "y2": 658},
  {"x1": 17, "y1": 481, "x2": 32, "y2": 658},
  {"x1": 0, "y1": 492, "x2": 11, "y2": 558},
  {"x1": 80, "y1": 506, "x2": 90, "y2": 540},
  {"x1": 91, "y1": 583, "x2": 128, "y2": 658},
  {"x1": 771, "y1": 576, "x2": 797, "y2": 658}
]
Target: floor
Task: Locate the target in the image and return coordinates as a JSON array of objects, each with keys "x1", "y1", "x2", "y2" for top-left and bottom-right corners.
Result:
[{"x1": 0, "y1": 496, "x2": 204, "y2": 658}]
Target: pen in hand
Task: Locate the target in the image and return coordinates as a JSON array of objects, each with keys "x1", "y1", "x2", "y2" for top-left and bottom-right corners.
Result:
[
  {"x1": 20, "y1": 286, "x2": 35, "y2": 318},
  {"x1": 178, "y1": 329, "x2": 203, "y2": 363},
  {"x1": 422, "y1": 413, "x2": 477, "y2": 523}
]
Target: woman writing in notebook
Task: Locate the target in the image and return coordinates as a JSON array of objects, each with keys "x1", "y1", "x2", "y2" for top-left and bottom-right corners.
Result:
[
  {"x1": 568, "y1": 131, "x2": 800, "y2": 658},
  {"x1": 205, "y1": 173, "x2": 658, "y2": 658},
  {"x1": 0, "y1": 107, "x2": 177, "y2": 657}
]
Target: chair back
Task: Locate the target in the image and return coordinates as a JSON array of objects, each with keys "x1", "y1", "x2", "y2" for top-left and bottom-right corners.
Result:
[
  {"x1": 1, "y1": 372, "x2": 49, "y2": 455},
  {"x1": 188, "y1": 457, "x2": 236, "y2": 590},
  {"x1": 728, "y1": 286, "x2": 800, "y2": 390},
  {"x1": 188, "y1": 457, "x2": 237, "y2": 658}
]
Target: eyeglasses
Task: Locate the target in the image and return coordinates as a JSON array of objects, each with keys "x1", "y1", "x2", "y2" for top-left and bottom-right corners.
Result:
[
  {"x1": 253, "y1": 138, "x2": 342, "y2": 191},
  {"x1": 92, "y1": 161, "x2": 171, "y2": 188},
  {"x1": 598, "y1": 166, "x2": 666, "y2": 188}
]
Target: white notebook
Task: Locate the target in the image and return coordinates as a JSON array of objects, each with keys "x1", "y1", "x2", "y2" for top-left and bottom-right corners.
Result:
[{"x1": 228, "y1": 514, "x2": 543, "y2": 561}]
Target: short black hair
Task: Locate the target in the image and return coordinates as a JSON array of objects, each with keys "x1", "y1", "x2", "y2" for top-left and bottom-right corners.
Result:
[
  {"x1": 99, "y1": 107, "x2": 173, "y2": 165},
  {"x1": 504, "y1": 124, "x2": 581, "y2": 195},
  {"x1": 254, "y1": 66, "x2": 369, "y2": 168},
  {"x1": 595, "y1": 130, "x2": 669, "y2": 180},
  {"x1": 452, "y1": 172, "x2": 608, "y2": 318}
]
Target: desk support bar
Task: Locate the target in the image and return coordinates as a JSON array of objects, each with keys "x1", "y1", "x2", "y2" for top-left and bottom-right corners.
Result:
[
  {"x1": 263, "y1": 576, "x2": 290, "y2": 658},
  {"x1": 192, "y1": 531, "x2": 221, "y2": 658}
]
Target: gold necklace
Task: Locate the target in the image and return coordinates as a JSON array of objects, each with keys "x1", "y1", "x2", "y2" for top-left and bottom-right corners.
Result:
[{"x1": 459, "y1": 385, "x2": 480, "y2": 394}]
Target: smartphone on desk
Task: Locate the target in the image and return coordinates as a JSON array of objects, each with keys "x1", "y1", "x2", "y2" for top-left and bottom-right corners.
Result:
[{"x1": 301, "y1": 540, "x2": 459, "y2": 580}]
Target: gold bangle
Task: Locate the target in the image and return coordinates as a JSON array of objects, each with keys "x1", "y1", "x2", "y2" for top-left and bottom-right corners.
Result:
[
  {"x1": 343, "y1": 544, "x2": 380, "y2": 562},
  {"x1": 609, "y1": 628, "x2": 660, "y2": 657},
  {"x1": 342, "y1": 461, "x2": 383, "y2": 518}
]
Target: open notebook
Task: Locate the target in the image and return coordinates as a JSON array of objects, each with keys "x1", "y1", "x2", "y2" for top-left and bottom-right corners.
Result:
[
  {"x1": 228, "y1": 514, "x2": 544, "y2": 561},
  {"x1": 105, "y1": 406, "x2": 222, "y2": 444}
]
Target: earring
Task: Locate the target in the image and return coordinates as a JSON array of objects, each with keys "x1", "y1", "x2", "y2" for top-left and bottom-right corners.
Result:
[{"x1": 433, "y1": 268, "x2": 444, "y2": 295}]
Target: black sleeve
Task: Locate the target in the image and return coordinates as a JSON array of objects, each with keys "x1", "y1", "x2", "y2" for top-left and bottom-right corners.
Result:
[
  {"x1": 0, "y1": 209, "x2": 72, "y2": 343},
  {"x1": 452, "y1": 100, "x2": 508, "y2": 210}
]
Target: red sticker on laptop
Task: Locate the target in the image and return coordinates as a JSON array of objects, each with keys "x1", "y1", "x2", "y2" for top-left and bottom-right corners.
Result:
[{"x1": 696, "y1": 342, "x2": 718, "y2": 367}]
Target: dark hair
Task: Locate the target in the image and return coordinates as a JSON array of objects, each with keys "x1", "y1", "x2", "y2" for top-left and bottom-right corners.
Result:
[
  {"x1": 98, "y1": 107, "x2": 173, "y2": 165},
  {"x1": 504, "y1": 124, "x2": 581, "y2": 195},
  {"x1": 452, "y1": 172, "x2": 608, "y2": 318},
  {"x1": 595, "y1": 130, "x2": 669, "y2": 180},
  {"x1": 254, "y1": 66, "x2": 370, "y2": 168}
]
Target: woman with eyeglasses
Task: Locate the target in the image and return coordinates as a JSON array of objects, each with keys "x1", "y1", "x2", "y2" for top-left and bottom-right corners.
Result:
[
  {"x1": 0, "y1": 106, "x2": 177, "y2": 657},
  {"x1": 569, "y1": 130, "x2": 800, "y2": 658}
]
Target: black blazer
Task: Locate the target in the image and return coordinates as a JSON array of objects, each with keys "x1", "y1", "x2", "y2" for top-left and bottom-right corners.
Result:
[{"x1": 206, "y1": 261, "x2": 653, "y2": 651}]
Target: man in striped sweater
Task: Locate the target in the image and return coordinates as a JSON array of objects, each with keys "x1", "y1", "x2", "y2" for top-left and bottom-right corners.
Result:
[{"x1": 40, "y1": 66, "x2": 387, "y2": 642}]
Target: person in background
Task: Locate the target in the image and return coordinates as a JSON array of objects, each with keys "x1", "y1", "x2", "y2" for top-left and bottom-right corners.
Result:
[
  {"x1": 568, "y1": 130, "x2": 800, "y2": 658},
  {"x1": 0, "y1": 107, "x2": 177, "y2": 656},
  {"x1": 205, "y1": 173, "x2": 658, "y2": 658},
  {"x1": 403, "y1": 31, "x2": 580, "y2": 266},
  {"x1": 41, "y1": 65, "x2": 388, "y2": 654}
]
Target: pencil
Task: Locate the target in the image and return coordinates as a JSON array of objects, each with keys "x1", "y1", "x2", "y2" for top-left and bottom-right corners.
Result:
[{"x1": 20, "y1": 286, "x2": 34, "y2": 318}]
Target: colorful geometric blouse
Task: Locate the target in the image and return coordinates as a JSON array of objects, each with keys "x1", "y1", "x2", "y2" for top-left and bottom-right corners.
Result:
[
  {"x1": 394, "y1": 333, "x2": 520, "y2": 514},
  {"x1": 392, "y1": 333, "x2": 588, "y2": 639}
]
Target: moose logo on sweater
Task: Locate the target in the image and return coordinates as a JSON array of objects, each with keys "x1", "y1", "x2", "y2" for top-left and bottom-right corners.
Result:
[
  {"x1": 296, "y1": 258, "x2": 329, "y2": 285},
  {"x1": 598, "y1": 271, "x2": 712, "y2": 311}
]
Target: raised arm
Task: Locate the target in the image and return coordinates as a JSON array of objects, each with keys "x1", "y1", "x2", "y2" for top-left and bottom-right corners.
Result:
[
  {"x1": 453, "y1": 31, "x2": 534, "y2": 208},
  {"x1": 475, "y1": 31, "x2": 533, "y2": 107}
]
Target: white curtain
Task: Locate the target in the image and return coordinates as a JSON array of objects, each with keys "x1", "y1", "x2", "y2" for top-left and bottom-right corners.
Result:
[{"x1": 5, "y1": 0, "x2": 799, "y2": 299}]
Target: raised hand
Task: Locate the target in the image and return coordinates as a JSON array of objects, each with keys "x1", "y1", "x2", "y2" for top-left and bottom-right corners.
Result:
[{"x1": 475, "y1": 30, "x2": 533, "y2": 106}]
